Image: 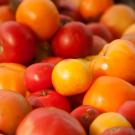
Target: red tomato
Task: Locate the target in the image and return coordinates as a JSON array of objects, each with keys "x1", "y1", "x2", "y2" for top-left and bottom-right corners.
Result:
[
  {"x1": 16, "y1": 107, "x2": 86, "y2": 135},
  {"x1": 52, "y1": 21, "x2": 93, "y2": 58},
  {"x1": 27, "y1": 89, "x2": 71, "y2": 112},
  {"x1": 0, "y1": 21, "x2": 37, "y2": 64},
  {"x1": 24, "y1": 63, "x2": 54, "y2": 93}
]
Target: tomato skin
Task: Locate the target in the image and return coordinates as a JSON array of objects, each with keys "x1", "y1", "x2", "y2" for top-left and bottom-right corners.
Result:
[
  {"x1": 24, "y1": 63, "x2": 54, "y2": 93},
  {"x1": 16, "y1": 107, "x2": 86, "y2": 135},
  {"x1": 0, "y1": 63, "x2": 27, "y2": 96},
  {"x1": 16, "y1": 0, "x2": 60, "y2": 40},
  {"x1": 0, "y1": 21, "x2": 37, "y2": 65},
  {"x1": 52, "y1": 22, "x2": 93, "y2": 58}
]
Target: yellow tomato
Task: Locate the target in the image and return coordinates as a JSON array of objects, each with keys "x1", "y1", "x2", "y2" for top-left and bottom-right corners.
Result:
[
  {"x1": 90, "y1": 112, "x2": 132, "y2": 135},
  {"x1": 52, "y1": 59, "x2": 92, "y2": 96}
]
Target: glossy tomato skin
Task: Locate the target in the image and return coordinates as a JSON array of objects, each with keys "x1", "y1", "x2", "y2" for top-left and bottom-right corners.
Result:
[
  {"x1": 16, "y1": 107, "x2": 86, "y2": 135},
  {"x1": 0, "y1": 21, "x2": 37, "y2": 65},
  {"x1": 16, "y1": 0, "x2": 60, "y2": 40},
  {"x1": 52, "y1": 21, "x2": 93, "y2": 58},
  {"x1": 24, "y1": 63, "x2": 54, "y2": 93},
  {"x1": 27, "y1": 90, "x2": 71, "y2": 112}
]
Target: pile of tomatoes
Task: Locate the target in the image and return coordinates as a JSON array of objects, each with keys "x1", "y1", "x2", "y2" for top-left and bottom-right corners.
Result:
[{"x1": 0, "y1": 0, "x2": 135, "y2": 135}]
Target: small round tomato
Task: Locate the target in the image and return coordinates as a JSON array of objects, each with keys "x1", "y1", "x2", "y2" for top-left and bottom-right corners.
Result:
[
  {"x1": 24, "y1": 63, "x2": 54, "y2": 93},
  {"x1": 16, "y1": 0, "x2": 60, "y2": 40},
  {"x1": 52, "y1": 21, "x2": 93, "y2": 58},
  {"x1": 0, "y1": 21, "x2": 37, "y2": 65}
]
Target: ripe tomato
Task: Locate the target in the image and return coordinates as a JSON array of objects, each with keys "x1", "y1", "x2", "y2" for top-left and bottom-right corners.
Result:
[
  {"x1": 0, "y1": 90, "x2": 31, "y2": 135},
  {"x1": 0, "y1": 63, "x2": 27, "y2": 96},
  {"x1": 16, "y1": 107, "x2": 86, "y2": 135},
  {"x1": 16, "y1": 0, "x2": 60, "y2": 40},
  {"x1": 52, "y1": 22, "x2": 93, "y2": 58},
  {"x1": 0, "y1": 21, "x2": 37, "y2": 65},
  {"x1": 24, "y1": 63, "x2": 54, "y2": 93}
]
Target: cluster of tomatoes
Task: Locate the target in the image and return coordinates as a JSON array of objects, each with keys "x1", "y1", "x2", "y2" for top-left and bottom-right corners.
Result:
[{"x1": 1, "y1": 0, "x2": 135, "y2": 135}]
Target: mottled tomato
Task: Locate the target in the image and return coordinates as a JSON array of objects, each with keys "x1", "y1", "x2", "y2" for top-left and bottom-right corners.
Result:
[
  {"x1": 0, "y1": 21, "x2": 37, "y2": 65},
  {"x1": 0, "y1": 90, "x2": 31, "y2": 135},
  {"x1": 16, "y1": 107, "x2": 86, "y2": 135}
]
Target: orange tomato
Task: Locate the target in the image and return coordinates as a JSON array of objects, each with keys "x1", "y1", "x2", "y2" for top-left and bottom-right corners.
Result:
[
  {"x1": 16, "y1": 0, "x2": 60, "y2": 40},
  {"x1": 0, "y1": 90, "x2": 31, "y2": 135},
  {"x1": 100, "y1": 4, "x2": 135, "y2": 38},
  {"x1": 123, "y1": 23, "x2": 135, "y2": 35},
  {"x1": 80, "y1": 0, "x2": 113, "y2": 20},
  {"x1": 90, "y1": 39, "x2": 135, "y2": 83},
  {"x1": 0, "y1": 5, "x2": 14, "y2": 24},
  {"x1": 0, "y1": 63, "x2": 27, "y2": 96},
  {"x1": 83, "y1": 76, "x2": 135, "y2": 112}
]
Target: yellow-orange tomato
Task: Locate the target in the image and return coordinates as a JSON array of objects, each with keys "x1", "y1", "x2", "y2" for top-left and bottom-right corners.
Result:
[
  {"x1": 52, "y1": 59, "x2": 92, "y2": 96},
  {"x1": 80, "y1": 0, "x2": 113, "y2": 20},
  {"x1": 0, "y1": 63, "x2": 27, "y2": 96},
  {"x1": 100, "y1": 4, "x2": 135, "y2": 38},
  {"x1": 16, "y1": 0, "x2": 60, "y2": 40},
  {"x1": 90, "y1": 39, "x2": 135, "y2": 83},
  {"x1": 83, "y1": 76, "x2": 135, "y2": 112},
  {"x1": 0, "y1": 5, "x2": 14, "y2": 24},
  {"x1": 0, "y1": 90, "x2": 31, "y2": 135},
  {"x1": 123, "y1": 23, "x2": 135, "y2": 35},
  {"x1": 90, "y1": 112, "x2": 132, "y2": 135}
]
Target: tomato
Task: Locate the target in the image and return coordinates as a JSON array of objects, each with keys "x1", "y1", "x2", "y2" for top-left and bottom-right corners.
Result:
[
  {"x1": 0, "y1": 90, "x2": 31, "y2": 135},
  {"x1": 16, "y1": 107, "x2": 86, "y2": 135},
  {"x1": 0, "y1": 21, "x2": 37, "y2": 65},
  {"x1": 52, "y1": 21, "x2": 93, "y2": 58},
  {"x1": 90, "y1": 112, "x2": 132, "y2": 135},
  {"x1": 16, "y1": 0, "x2": 60, "y2": 40},
  {"x1": 0, "y1": 63, "x2": 27, "y2": 96},
  {"x1": 24, "y1": 63, "x2": 54, "y2": 93}
]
